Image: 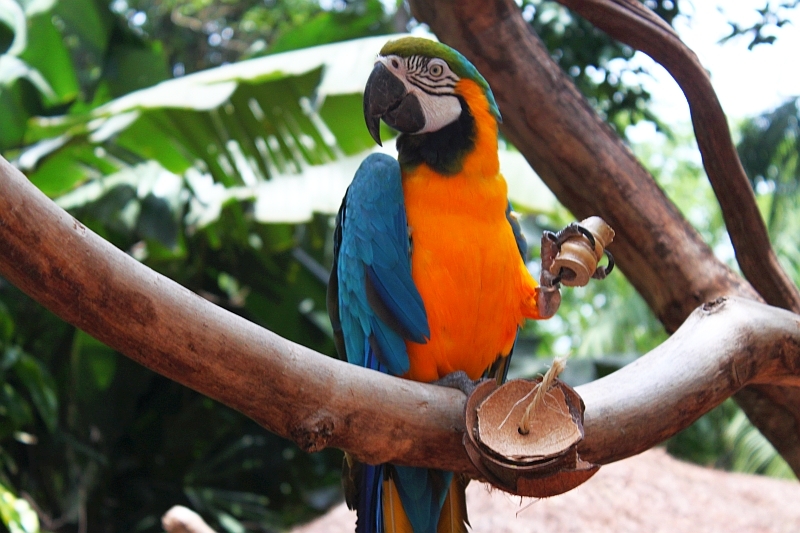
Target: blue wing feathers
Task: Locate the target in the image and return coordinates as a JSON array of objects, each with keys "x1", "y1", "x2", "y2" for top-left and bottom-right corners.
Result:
[
  {"x1": 355, "y1": 463, "x2": 384, "y2": 533},
  {"x1": 368, "y1": 319, "x2": 408, "y2": 376},
  {"x1": 335, "y1": 153, "x2": 429, "y2": 374},
  {"x1": 331, "y1": 152, "x2": 450, "y2": 533},
  {"x1": 505, "y1": 200, "x2": 528, "y2": 261},
  {"x1": 366, "y1": 264, "x2": 429, "y2": 343}
]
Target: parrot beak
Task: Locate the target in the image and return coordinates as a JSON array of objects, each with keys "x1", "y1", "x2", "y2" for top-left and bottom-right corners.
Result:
[{"x1": 363, "y1": 62, "x2": 426, "y2": 146}]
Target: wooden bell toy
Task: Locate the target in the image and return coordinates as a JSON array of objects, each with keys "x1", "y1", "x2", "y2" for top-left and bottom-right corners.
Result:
[{"x1": 549, "y1": 216, "x2": 615, "y2": 287}]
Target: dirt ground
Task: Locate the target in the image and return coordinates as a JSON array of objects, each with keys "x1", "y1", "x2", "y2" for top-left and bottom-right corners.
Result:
[{"x1": 290, "y1": 448, "x2": 800, "y2": 533}]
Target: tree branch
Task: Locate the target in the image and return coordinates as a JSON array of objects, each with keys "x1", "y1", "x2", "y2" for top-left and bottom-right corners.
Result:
[
  {"x1": 556, "y1": 0, "x2": 800, "y2": 315},
  {"x1": 163, "y1": 506, "x2": 217, "y2": 533},
  {"x1": 0, "y1": 155, "x2": 467, "y2": 471},
  {"x1": 2, "y1": 156, "x2": 800, "y2": 482}
]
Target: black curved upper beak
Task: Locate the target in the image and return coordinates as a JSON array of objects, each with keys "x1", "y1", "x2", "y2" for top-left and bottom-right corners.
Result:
[
  {"x1": 363, "y1": 62, "x2": 405, "y2": 146},
  {"x1": 363, "y1": 62, "x2": 425, "y2": 146}
]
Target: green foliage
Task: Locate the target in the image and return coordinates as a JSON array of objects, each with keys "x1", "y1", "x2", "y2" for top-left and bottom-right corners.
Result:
[
  {"x1": 725, "y1": 408, "x2": 795, "y2": 478},
  {"x1": 119, "y1": 0, "x2": 396, "y2": 74},
  {"x1": 667, "y1": 398, "x2": 795, "y2": 479},
  {"x1": 14, "y1": 36, "x2": 388, "y2": 212},
  {"x1": 0, "y1": 0, "x2": 169, "y2": 152},
  {"x1": 720, "y1": 0, "x2": 800, "y2": 49},
  {"x1": 521, "y1": 0, "x2": 679, "y2": 134},
  {"x1": 0, "y1": 481, "x2": 39, "y2": 533},
  {"x1": 739, "y1": 98, "x2": 800, "y2": 236},
  {"x1": 1, "y1": 3, "x2": 391, "y2": 530},
  {"x1": 738, "y1": 98, "x2": 800, "y2": 355}
]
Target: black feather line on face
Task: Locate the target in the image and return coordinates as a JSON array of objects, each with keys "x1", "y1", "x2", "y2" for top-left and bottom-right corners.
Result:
[{"x1": 396, "y1": 96, "x2": 476, "y2": 176}]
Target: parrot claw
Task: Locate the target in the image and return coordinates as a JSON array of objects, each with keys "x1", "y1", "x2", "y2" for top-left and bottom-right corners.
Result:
[
  {"x1": 432, "y1": 371, "x2": 482, "y2": 397},
  {"x1": 547, "y1": 222, "x2": 596, "y2": 250},
  {"x1": 592, "y1": 249, "x2": 615, "y2": 280}
]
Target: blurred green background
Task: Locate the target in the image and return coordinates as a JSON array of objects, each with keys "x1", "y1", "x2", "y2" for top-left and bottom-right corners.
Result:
[{"x1": 0, "y1": 0, "x2": 798, "y2": 531}]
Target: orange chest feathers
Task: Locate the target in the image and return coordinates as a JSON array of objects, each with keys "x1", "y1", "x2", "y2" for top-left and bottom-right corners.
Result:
[{"x1": 401, "y1": 170, "x2": 539, "y2": 382}]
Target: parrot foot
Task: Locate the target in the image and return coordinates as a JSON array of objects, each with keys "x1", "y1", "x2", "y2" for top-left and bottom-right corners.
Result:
[
  {"x1": 432, "y1": 371, "x2": 482, "y2": 397},
  {"x1": 537, "y1": 226, "x2": 586, "y2": 319},
  {"x1": 536, "y1": 283, "x2": 562, "y2": 319}
]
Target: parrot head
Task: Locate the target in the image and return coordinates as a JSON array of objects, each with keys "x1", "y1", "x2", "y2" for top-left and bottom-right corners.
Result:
[{"x1": 363, "y1": 37, "x2": 501, "y2": 146}]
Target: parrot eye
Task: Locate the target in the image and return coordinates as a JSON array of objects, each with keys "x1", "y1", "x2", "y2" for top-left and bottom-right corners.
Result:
[
  {"x1": 428, "y1": 61, "x2": 444, "y2": 77},
  {"x1": 391, "y1": 58, "x2": 401, "y2": 69}
]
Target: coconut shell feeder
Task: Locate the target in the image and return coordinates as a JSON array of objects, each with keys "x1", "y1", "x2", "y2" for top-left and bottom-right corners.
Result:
[{"x1": 463, "y1": 376, "x2": 599, "y2": 498}]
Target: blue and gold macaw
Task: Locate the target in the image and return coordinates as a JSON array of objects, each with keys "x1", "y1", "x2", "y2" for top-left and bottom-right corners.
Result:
[{"x1": 327, "y1": 37, "x2": 562, "y2": 533}]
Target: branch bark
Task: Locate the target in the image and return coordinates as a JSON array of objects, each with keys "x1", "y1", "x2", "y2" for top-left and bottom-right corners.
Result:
[
  {"x1": 405, "y1": 0, "x2": 800, "y2": 474},
  {"x1": 556, "y1": 0, "x2": 800, "y2": 315},
  {"x1": 163, "y1": 507, "x2": 217, "y2": 533},
  {"x1": 2, "y1": 156, "x2": 800, "y2": 480}
]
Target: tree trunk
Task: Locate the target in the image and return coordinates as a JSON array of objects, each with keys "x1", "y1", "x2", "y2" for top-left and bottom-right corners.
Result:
[{"x1": 406, "y1": 0, "x2": 800, "y2": 474}]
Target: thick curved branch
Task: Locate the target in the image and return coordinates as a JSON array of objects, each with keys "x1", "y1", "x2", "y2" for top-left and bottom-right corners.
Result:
[
  {"x1": 556, "y1": 0, "x2": 800, "y2": 315},
  {"x1": 581, "y1": 297, "x2": 800, "y2": 464},
  {"x1": 0, "y1": 155, "x2": 467, "y2": 471},
  {"x1": 2, "y1": 156, "x2": 800, "y2": 479},
  {"x1": 407, "y1": 0, "x2": 800, "y2": 477}
]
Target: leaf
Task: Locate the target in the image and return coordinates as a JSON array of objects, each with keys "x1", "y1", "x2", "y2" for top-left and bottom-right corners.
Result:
[
  {"x1": 26, "y1": 143, "x2": 110, "y2": 197},
  {"x1": 137, "y1": 193, "x2": 179, "y2": 249},
  {"x1": 14, "y1": 354, "x2": 57, "y2": 433},
  {"x1": 0, "y1": 0, "x2": 26, "y2": 56},
  {"x1": 112, "y1": 113, "x2": 192, "y2": 173},
  {"x1": 23, "y1": 35, "x2": 396, "y2": 188},
  {"x1": 0, "y1": 383, "x2": 33, "y2": 431},
  {"x1": 0, "y1": 482, "x2": 40, "y2": 533},
  {"x1": 18, "y1": 0, "x2": 56, "y2": 17},
  {"x1": 267, "y1": 0, "x2": 389, "y2": 54},
  {"x1": 52, "y1": 0, "x2": 111, "y2": 56},
  {"x1": 726, "y1": 409, "x2": 795, "y2": 479},
  {"x1": 18, "y1": 11, "x2": 79, "y2": 104},
  {"x1": 317, "y1": 93, "x2": 375, "y2": 155},
  {"x1": 0, "y1": 55, "x2": 54, "y2": 98},
  {"x1": 0, "y1": 82, "x2": 28, "y2": 149},
  {"x1": 103, "y1": 41, "x2": 171, "y2": 96},
  {"x1": 0, "y1": 346, "x2": 21, "y2": 371},
  {"x1": 0, "y1": 302, "x2": 13, "y2": 343},
  {"x1": 71, "y1": 330, "x2": 117, "y2": 394}
]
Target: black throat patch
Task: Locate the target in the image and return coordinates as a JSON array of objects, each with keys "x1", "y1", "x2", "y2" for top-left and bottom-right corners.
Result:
[{"x1": 396, "y1": 96, "x2": 476, "y2": 176}]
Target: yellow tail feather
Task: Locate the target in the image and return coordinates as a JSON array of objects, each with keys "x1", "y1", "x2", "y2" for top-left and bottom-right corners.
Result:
[
  {"x1": 383, "y1": 477, "x2": 414, "y2": 533},
  {"x1": 437, "y1": 475, "x2": 470, "y2": 533}
]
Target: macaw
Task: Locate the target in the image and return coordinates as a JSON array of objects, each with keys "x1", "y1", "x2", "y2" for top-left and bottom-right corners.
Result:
[{"x1": 327, "y1": 37, "x2": 562, "y2": 533}]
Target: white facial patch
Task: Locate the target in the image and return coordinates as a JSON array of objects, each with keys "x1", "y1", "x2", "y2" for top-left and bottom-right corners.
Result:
[
  {"x1": 415, "y1": 92, "x2": 462, "y2": 133},
  {"x1": 377, "y1": 55, "x2": 463, "y2": 134}
]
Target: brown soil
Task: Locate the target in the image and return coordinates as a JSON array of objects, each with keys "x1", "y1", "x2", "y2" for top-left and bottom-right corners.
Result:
[{"x1": 290, "y1": 449, "x2": 800, "y2": 533}]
